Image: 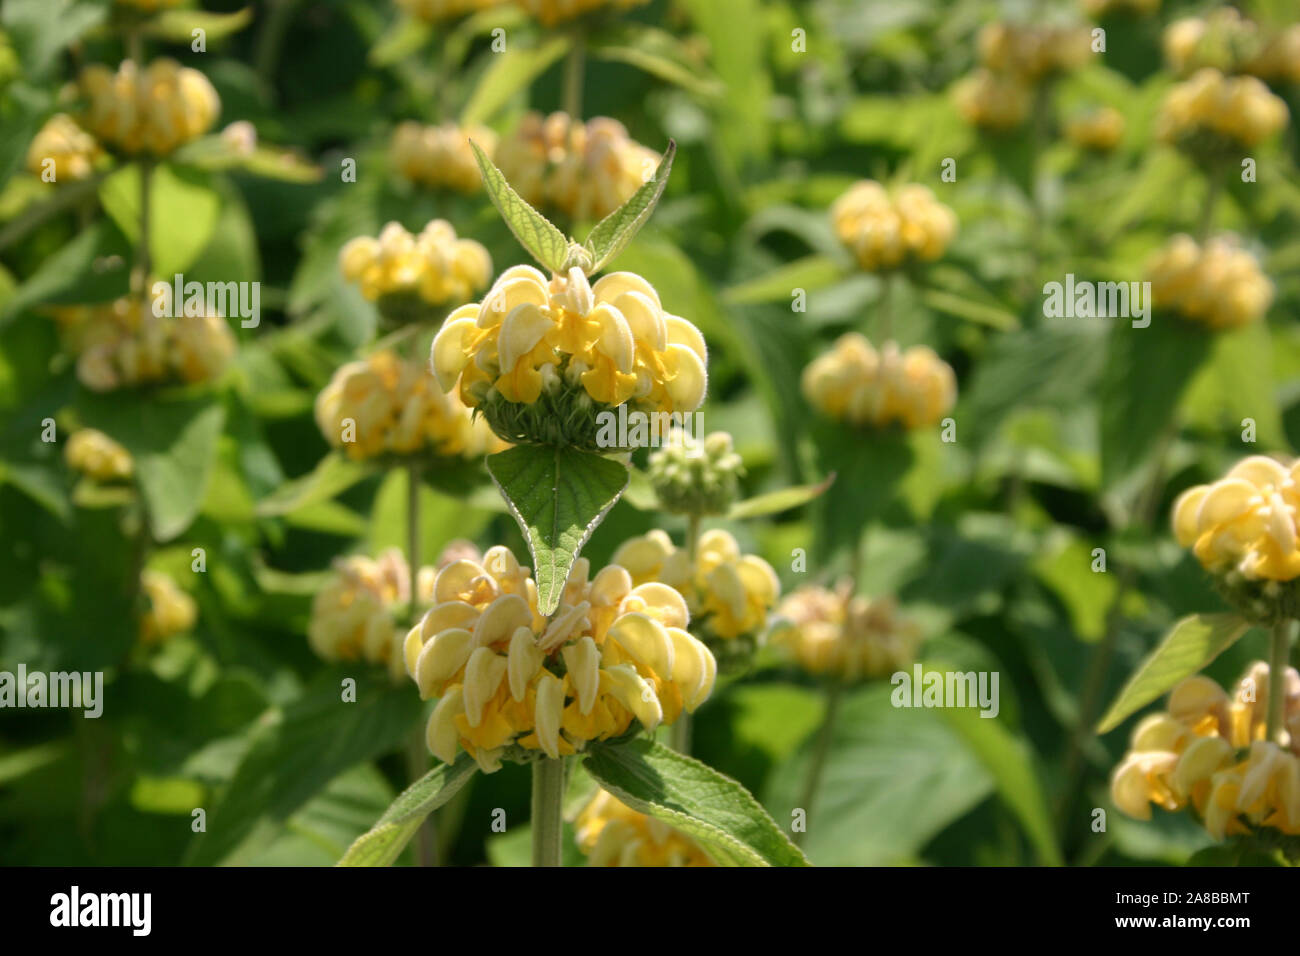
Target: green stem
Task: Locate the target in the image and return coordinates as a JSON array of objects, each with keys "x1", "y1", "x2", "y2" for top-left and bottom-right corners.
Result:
[
  {"x1": 562, "y1": 28, "x2": 586, "y2": 120},
  {"x1": 794, "y1": 680, "x2": 842, "y2": 846},
  {"x1": 531, "y1": 756, "x2": 566, "y2": 867},
  {"x1": 407, "y1": 462, "x2": 422, "y2": 624},
  {"x1": 878, "y1": 273, "x2": 894, "y2": 342},
  {"x1": 1197, "y1": 170, "x2": 1221, "y2": 244},
  {"x1": 1267, "y1": 620, "x2": 1294, "y2": 744},
  {"x1": 406, "y1": 728, "x2": 437, "y2": 867},
  {"x1": 134, "y1": 158, "x2": 153, "y2": 302},
  {"x1": 670, "y1": 513, "x2": 704, "y2": 755}
]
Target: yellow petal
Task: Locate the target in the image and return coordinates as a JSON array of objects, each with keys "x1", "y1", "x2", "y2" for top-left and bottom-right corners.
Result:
[
  {"x1": 665, "y1": 315, "x2": 707, "y2": 360},
  {"x1": 663, "y1": 343, "x2": 707, "y2": 410},
  {"x1": 472, "y1": 593, "x2": 534, "y2": 648},
  {"x1": 668, "y1": 627, "x2": 716, "y2": 711},
  {"x1": 592, "y1": 272, "x2": 661, "y2": 310},
  {"x1": 430, "y1": 316, "x2": 477, "y2": 392},
  {"x1": 479, "y1": 271, "x2": 550, "y2": 329},
  {"x1": 507, "y1": 625, "x2": 543, "y2": 701},
  {"x1": 1173, "y1": 736, "x2": 1232, "y2": 796},
  {"x1": 607, "y1": 612, "x2": 675, "y2": 677},
  {"x1": 1226, "y1": 455, "x2": 1288, "y2": 490},
  {"x1": 590, "y1": 304, "x2": 636, "y2": 372},
  {"x1": 1196, "y1": 478, "x2": 1260, "y2": 528},
  {"x1": 602, "y1": 664, "x2": 662, "y2": 732},
  {"x1": 611, "y1": 291, "x2": 667, "y2": 352},
  {"x1": 624, "y1": 582, "x2": 690, "y2": 629},
  {"x1": 534, "y1": 672, "x2": 565, "y2": 758},
  {"x1": 415, "y1": 627, "x2": 474, "y2": 696},
  {"x1": 562, "y1": 636, "x2": 602, "y2": 715},
  {"x1": 461, "y1": 647, "x2": 507, "y2": 727},
  {"x1": 428, "y1": 687, "x2": 466, "y2": 765},
  {"x1": 1172, "y1": 485, "x2": 1209, "y2": 547}
]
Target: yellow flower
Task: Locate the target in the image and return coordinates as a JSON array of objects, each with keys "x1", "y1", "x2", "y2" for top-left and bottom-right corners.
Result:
[
  {"x1": 516, "y1": 0, "x2": 649, "y2": 28},
  {"x1": 611, "y1": 528, "x2": 779, "y2": 644},
  {"x1": 395, "y1": 0, "x2": 504, "y2": 22},
  {"x1": 79, "y1": 59, "x2": 220, "y2": 156},
  {"x1": 976, "y1": 22, "x2": 1089, "y2": 80},
  {"x1": 338, "y1": 220, "x2": 492, "y2": 307},
  {"x1": 65, "y1": 429, "x2": 133, "y2": 482},
  {"x1": 1172, "y1": 456, "x2": 1300, "y2": 582},
  {"x1": 26, "y1": 114, "x2": 103, "y2": 182},
  {"x1": 1110, "y1": 663, "x2": 1300, "y2": 838},
  {"x1": 1156, "y1": 68, "x2": 1287, "y2": 149},
  {"x1": 575, "y1": 789, "x2": 714, "y2": 866},
  {"x1": 496, "y1": 112, "x2": 658, "y2": 221},
  {"x1": 430, "y1": 265, "x2": 707, "y2": 448},
  {"x1": 391, "y1": 122, "x2": 496, "y2": 193},
  {"x1": 139, "y1": 570, "x2": 197, "y2": 645},
  {"x1": 1243, "y1": 26, "x2": 1300, "y2": 85},
  {"x1": 315, "y1": 350, "x2": 503, "y2": 462},
  {"x1": 309, "y1": 549, "x2": 433, "y2": 681},
  {"x1": 803, "y1": 334, "x2": 955, "y2": 430},
  {"x1": 1065, "y1": 107, "x2": 1125, "y2": 151},
  {"x1": 830, "y1": 181, "x2": 957, "y2": 272},
  {"x1": 953, "y1": 69, "x2": 1031, "y2": 130},
  {"x1": 1161, "y1": 8, "x2": 1300, "y2": 81},
  {"x1": 1146, "y1": 234, "x2": 1272, "y2": 331},
  {"x1": 772, "y1": 583, "x2": 922, "y2": 681},
  {"x1": 49, "y1": 295, "x2": 235, "y2": 392},
  {"x1": 405, "y1": 547, "x2": 716, "y2": 772}
]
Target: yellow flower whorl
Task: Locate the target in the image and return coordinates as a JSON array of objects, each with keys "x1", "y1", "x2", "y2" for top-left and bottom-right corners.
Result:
[
  {"x1": 391, "y1": 122, "x2": 496, "y2": 193},
  {"x1": 26, "y1": 114, "x2": 103, "y2": 183},
  {"x1": 611, "y1": 529, "x2": 780, "y2": 644},
  {"x1": 405, "y1": 547, "x2": 716, "y2": 772},
  {"x1": 338, "y1": 220, "x2": 492, "y2": 307},
  {"x1": 1156, "y1": 68, "x2": 1288, "y2": 149},
  {"x1": 1111, "y1": 663, "x2": 1300, "y2": 839},
  {"x1": 78, "y1": 59, "x2": 220, "y2": 157},
  {"x1": 830, "y1": 181, "x2": 957, "y2": 272},
  {"x1": 1065, "y1": 107, "x2": 1125, "y2": 151},
  {"x1": 139, "y1": 570, "x2": 197, "y2": 645},
  {"x1": 309, "y1": 549, "x2": 433, "y2": 682},
  {"x1": 953, "y1": 69, "x2": 1031, "y2": 130},
  {"x1": 430, "y1": 265, "x2": 707, "y2": 449},
  {"x1": 575, "y1": 789, "x2": 714, "y2": 866},
  {"x1": 314, "y1": 350, "x2": 503, "y2": 462},
  {"x1": 772, "y1": 584, "x2": 922, "y2": 682},
  {"x1": 803, "y1": 334, "x2": 955, "y2": 430},
  {"x1": 1146, "y1": 234, "x2": 1273, "y2": 330},
  {"x1": 976, "y1": 22, "x2": 1090, "y2": 80},
  {"x1": 496, "y1": 112, "x2": 658, "y2": 221},
  {"x1": 65, "y1": 429, "x2": 133, "y2": 482}
]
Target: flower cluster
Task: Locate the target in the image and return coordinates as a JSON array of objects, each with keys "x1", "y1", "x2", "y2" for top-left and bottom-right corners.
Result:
[
  {"x1": 315, "y1": 350, "x2": 502, "y2": 462},
  {"x1": 772, "y1": 584, "x2": 922, "y2": 682},
  {"x1": 1111, "y1": 664, "x2": 1300, "y2": 840},
  {"x1": 646, "y1": 428, "x2": 744, "y2": 516},
  {"x1": 1156, "y1": 68, "x2": 1288, "y2": 150},
  {"x1": 830, "y1": 181, "x2": 957, "y2": 272},
  {"x1": 1065, "y1": 107, "x2": 1125, "y2": 152},
  {"x1": 390, "y1": 122, "x2": 496, "y2": 193},
  {"x1": 405, "y1": 547, "x2": 716, "y2": 772},
  {"x1": 139, "y1": 570, "x2": 197, "y2": 645},
  {"x1": 952, "y1": 69, "x2": 1031, "y2": 130},
  {"x1": 975, "y1": 22, "x2": 1090, "y2": 81},
  {"x1": 431, "y1": 266, "x2": 707, "y2": 450},
  {"x1": 49, "y1": 297, "x2": 235, "y2": 392},
  {"x1": 803, "y1": 334, "x2": 956, "y2": 430},
  {"x1": 612, "y1": 528, "x2": 780, "y2": 658},
  {"x1": 517, "y1": 0, "x2": 649, "y2": 28},
  {"x1": 65, "y1": 429, "x2": 133, "y2": 482},
  {"x1": 26, "y1": 114, "x2": 104, "y2": 183},
  {"x1": 78, "y1": 58, "x2": 220, "y2": 156},
  {"x1": 395, "y1": 0, "x2": 503, "y2": 21},
  {"x1": 308, "y1": 549, "x2": 434, "y2": 681},
  {"x1": 1164, "y1": 8, "x2": 1300, "y2": 84},
  {"x1": 338, "y1": 220, "x2": 492, "y2": 311},
  {"x1": 1146, "y1": 234, "x2": 1273, "y2": 331},
  {"x1": 575, "y1": 789, "x2": 713, "y2": 867},
  {"x1": 495, "y1": 112, "x2": 658, "y2": 222}
]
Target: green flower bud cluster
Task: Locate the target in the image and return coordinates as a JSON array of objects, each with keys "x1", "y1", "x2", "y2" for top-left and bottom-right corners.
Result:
[{"x1": 648, "y1": 429, "x2": 743, "y2": 516}]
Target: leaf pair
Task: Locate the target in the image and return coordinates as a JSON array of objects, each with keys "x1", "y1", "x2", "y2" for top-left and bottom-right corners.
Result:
[{"x1": 469, "y1": 138, "x2": 675, "y2": 278}]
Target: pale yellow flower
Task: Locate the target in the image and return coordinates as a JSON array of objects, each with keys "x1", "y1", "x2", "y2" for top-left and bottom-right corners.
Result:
[
  {"x1": 65, "y1": 429, "x2": 133, "y2": 482},
  {"x1": 575, "y1": 789, "x2": 713, "y2": 866},
  {"x1": 1156, "y1": 68, "x2": 1287, "y2": 148},
  {"x1": 338, "y1": 220, "x2": 492, "y2": 307},
  {"x1": 830, "y1": 181, "x2": 957, "y2": 273},
  {"x1": 772, "y1": 584, "x2": 922, "y2": 681},
  {"x1": 26, "y1": 114, "x2": 103, "y2": 182},
  {"x1": 611, "y1": 529, "x2": 779, "y2": 643},
  {"x1": 953, "y1": 69, "x2": 1031, "y2": 130},
  {"x1": 391, "y1": 122, "x2": 496, "y2": 193},
  {"x1": 976, "y1": 22, "x2": 1090, "y2": 80},
  {"x1": 803, "y1": 334, "x2": 955, "y2": 430},
  {"x1": 1065, "y1": 107, "x2": 1125, "y2": 151},
  {"x1": 139, "y1": 570, "x2": 197, "y2": 645},
  {"x1": 79, "y1": 59, "x2": 220, "y2": 156},
  {"x1": 405, "y1": 548, "x2": 716, "y2": 772},
  {"x1": 315, "y1": 350, "x2": 503, "y2": 462},
  {"x1": 1146, "y1": 234, "x2": 1273, "y2": 330}
]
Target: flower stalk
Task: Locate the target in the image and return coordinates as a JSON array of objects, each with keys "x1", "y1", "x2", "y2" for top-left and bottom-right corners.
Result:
[
  {"x1": 1268, "y1": 619, "x2": 1294, "y2": 743},
  {"x1": 795, "y1": 679, "x2": 842, "y2": 846},
  {"x1": 531, "y1": 755, "x2": 566, "y2": 867}
]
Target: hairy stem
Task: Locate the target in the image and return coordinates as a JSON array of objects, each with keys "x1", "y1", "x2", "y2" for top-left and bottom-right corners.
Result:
[
  {"x1": 795, "y1": 680, "x2": 842, "y2": 846},
  {"x1": 531, "y1": 756, "x2": 566, "y2": 867},
  {"x1": 1268, "y1": 620, "x2": 1294, "y2": 744},
  {"x1": 406, "y1": 728, "x2": 437, "y2": 867},
  {"x1": 562, "y1": 28, "x2": 586, "y2": 121},
  {"x1": 407, "y1": 462, "x2": 422, "y2": 624}
]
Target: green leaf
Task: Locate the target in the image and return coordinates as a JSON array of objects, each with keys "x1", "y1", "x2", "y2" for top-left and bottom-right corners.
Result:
[
  {"x1": 1, "y1": 218, "x2": 131, "y2": 321},
  {"x1": 368, "y1": 15, "x2": 432, "y2": 66},
  {"x1": 722, "y1": 255, "x2": 844, "y2": 306},
  {"x1": 1097, "y1": 613, "x2": 1252, "y2": 734},
  {"x1": 470, "y1": 140, "x2": 571, "y2": 275},
  {"x1": 460, "y1": 34, "x2": 570, "y2": 126},
  {"x1": 919, "y1": 287, "x2": 1019, "y2": 331},
  {"x1": 255, "y1": 452, "x2": 376, "y2": 519},
  {"x1": 585, "y1": 140, "x2": 675, "y2": 273},
  {"x1": 144, "y1": 7, "x2": 252, "y2": 43},
  {"x1": 100, "y1": 163, "x2": 223, "y2": 279},
  {"x1": 727, "y1": 473, "x2": 833, "y2": 520},
  {"x1": 486, "y1": 445, "x2": 628, "y2": 616},
  {"x1": 588, "y1": 25, "x2": 723, "y2": 99},
  {"x1": 78, "y1": 390, "x2": 226, "y2": 542},
  {"x1": 1100, "y1": 315, "x2": 1212, "y2": 488},
  {"x1": 337, "y1": 754, "x2": 478, "y2": 867},
  {"x1": 584, "y1": 738, "x2": 810, "y2": 866}
]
